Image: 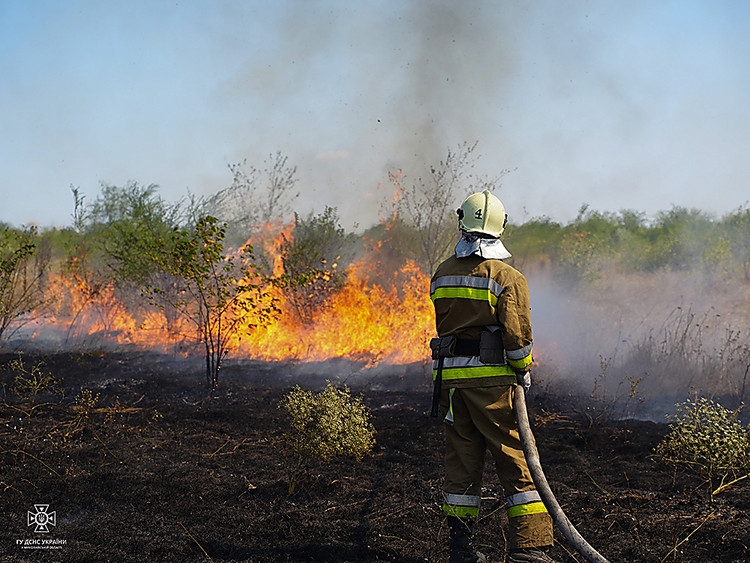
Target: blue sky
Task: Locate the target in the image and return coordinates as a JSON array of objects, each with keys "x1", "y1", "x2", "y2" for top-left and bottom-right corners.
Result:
[{"x1": 2, "y1": 0, "x2": 750, "y2": 230}]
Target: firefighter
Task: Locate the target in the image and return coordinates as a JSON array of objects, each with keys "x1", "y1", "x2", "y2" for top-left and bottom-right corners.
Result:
[{"x1": 429, "y1": 190, "x2": 556, "y2": 563}]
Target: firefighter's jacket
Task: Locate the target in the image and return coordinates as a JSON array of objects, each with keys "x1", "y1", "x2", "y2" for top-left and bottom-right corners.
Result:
[{"x1": 430, "y1": 253, "x2": 533, "y2": 387}]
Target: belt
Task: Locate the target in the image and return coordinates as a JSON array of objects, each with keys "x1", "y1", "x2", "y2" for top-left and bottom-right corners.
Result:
[{"x1": 452, "y1": 338, "x2": 480, "y2": 357}]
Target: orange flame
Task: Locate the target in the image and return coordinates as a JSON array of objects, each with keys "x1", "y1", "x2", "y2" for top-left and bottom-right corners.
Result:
[
  {"x1": 34, "y1": 229, "x2": 436, "y2": 366},
  {"x1": 237, "y1": 259, "x2": 433, "y2": 364}
]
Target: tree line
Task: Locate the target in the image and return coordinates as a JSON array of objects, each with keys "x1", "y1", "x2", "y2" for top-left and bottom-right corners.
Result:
[
  {"x1": 507, "y1": 203, "x2": 750, "y2": 282},
  {"x1": 2, "y1": 144, "x2": 750, "y2": 391}
]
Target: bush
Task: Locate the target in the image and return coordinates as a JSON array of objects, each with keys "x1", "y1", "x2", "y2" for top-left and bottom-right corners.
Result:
[
  {"x1": 0, "y1": 225, "x2": 50, "y2": 340},
  {"x1": 7, "y1": 356, "x2": 60, "y2": 404},
  {"x1": 655, "y1": 397, "x2": 750, "y2": 499},
  {"x1": 147, "y1": 216, "x2": 281, "y2": 392},
  {"x1": 280, "y1": 206, "x2": 356, "y2": 324},
  {"x1": 280, "y1": 382, "x2": 376, "y2": 493}
]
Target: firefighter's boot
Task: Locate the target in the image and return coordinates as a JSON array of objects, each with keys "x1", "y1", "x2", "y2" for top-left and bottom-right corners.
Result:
[{"x1": 447, "y1": 516, "x2": 486, "y2": 563}]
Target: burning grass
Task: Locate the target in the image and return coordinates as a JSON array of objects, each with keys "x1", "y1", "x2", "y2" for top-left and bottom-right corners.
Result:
[{"x1": 26, "y1": 256, "x2": 434, "y2": 370}]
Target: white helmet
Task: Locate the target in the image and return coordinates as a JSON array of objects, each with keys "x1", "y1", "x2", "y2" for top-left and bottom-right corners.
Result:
[{"x1": 457, "y1": 190, "x2": 507, "y2": 238}]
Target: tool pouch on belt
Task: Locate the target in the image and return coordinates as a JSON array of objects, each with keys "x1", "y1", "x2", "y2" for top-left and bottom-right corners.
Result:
[
  {"x1": 479, "y1": 328, "x2": 505, "y2": 364},
  {"x1": 430, "y1": 335, "x2": 457, "y2": 360}
]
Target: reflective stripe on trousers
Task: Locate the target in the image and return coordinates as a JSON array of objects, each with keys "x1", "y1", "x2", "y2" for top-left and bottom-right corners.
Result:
[
  {"x1": 505, "y1": 490, "x2": 548, "y2": 518},
  {"x1": 443, "y1": 492, "x2": 481, "y2": 519}
]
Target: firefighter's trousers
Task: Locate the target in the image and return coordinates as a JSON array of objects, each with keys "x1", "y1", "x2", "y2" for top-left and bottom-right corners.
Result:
[{"x1": 440, "y1": 384, "x2": 553, "y2": 550}]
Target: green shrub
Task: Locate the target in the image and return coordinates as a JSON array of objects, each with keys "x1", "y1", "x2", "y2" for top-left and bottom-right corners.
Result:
[
  {"x1": 280, "y1": 206, "x2": 356, "y2": 324},
  {"x1": 280, "y1": 382, "x2": 376, "y2": 493},
  {"x1": 0, "y1": 225, "x2": 50, "y2": 340},
  {"x1": 7, "y1": 356, "x2": 60, "y2": 403},
  {"x1": 655, "y1": 397, "x2": 750, "y2": 499}
]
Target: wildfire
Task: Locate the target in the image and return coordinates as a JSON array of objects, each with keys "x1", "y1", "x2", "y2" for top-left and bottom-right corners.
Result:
[
  {"x1": 35, "y1": 237, "x2": 436, "y2": 366},
  {"x1": 45, "y1": 274, "x2": 191, "y2": 353},
  {"x1": 237, "y1": 259, "x2": 433, "y2": 364}
]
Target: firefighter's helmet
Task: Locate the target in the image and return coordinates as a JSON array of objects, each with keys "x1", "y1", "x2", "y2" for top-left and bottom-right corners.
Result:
[{"x1": 457, "y1": 190, "x2": 507, "y2": 238}]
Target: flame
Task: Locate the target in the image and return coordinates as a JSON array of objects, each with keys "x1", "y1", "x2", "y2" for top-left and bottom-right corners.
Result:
[
  {"x1": 237, "y1": 259, "x2": 433, "y2": 363},
  {"x1": 45, "y1": 274, "x2": 192, "y2": 353},
  {"x1": 33, "y1": 227, "x2": 436, "y2": 366}
]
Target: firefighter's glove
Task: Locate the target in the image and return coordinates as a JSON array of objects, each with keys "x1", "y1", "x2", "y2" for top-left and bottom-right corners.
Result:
[{"x1": 515, "y1": 370, "x2": 531, "y2": 391}]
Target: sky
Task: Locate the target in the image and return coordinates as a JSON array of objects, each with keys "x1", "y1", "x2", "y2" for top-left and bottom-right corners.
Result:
[{"x1": 2, "y1": 0, "x2": 750, "y2": 231}]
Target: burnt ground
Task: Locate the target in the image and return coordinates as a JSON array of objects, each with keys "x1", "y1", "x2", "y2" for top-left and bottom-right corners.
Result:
[{"x1": 0, "y1": 351, "x2": 748, "y2": 563}]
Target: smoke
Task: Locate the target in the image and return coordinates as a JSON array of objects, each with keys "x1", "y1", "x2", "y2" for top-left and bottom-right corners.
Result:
[
  {"x1": 211, "y1": 1, "x2": 749, "y2": 232},
  {"x1": 211, "y1": 1, "x2": 528, "y2": 230},
  {"x1": 384, "y1": 2, "x2": 519, "y2": 167},
  {"x1": 528, "y1": 266, "x2": 750, "y2": 420},
  {"x1": 4, "y1": 2, "x2": 750, "y2": 231}
]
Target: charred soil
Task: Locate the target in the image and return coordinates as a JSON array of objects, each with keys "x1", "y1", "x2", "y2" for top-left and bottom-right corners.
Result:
[{"x1": 1, "y1": 352, "x2": 748, "y2": 562}]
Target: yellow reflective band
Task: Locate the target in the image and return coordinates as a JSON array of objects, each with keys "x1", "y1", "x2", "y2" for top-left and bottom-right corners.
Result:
[
  {"x1": 434, "y1": 365, "x2": 516, "y2": 381},
  {"x1": 444, "y1": 388, "x2": 455, "y2": 424},
  {"x1": 443, "y1": 503, "x2": 480, "y2": 519},
  {"x1": 508, "y1": 355, "x2": 533, "y2": 370},
  {"x1": 507, "y1": 501, "x2": 548, "y2": 518},
  {"x1": 430, "y1": 286, "x2": 499, "y2": 306}
]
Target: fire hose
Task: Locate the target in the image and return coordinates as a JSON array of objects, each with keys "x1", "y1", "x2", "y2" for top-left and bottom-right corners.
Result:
[{"x1": 513, "y1": 385, "x2": 611, "y2": 563}]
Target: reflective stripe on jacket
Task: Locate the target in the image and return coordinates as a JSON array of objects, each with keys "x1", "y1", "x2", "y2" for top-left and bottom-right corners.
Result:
[{"x1": 430, "y1": 254, "x2": 533, "y2": 387}]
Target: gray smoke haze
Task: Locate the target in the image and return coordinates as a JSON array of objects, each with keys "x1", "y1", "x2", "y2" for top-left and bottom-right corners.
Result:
[
  {"x1": 527, "y1": 266, "x2": 750, "y2": 420},
  {"x1": 3, "y1": 2, "x2": 750, "y2": 230},
  {"x1": 215, "y1": 1, "x2": 524, "y2": 221}
]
